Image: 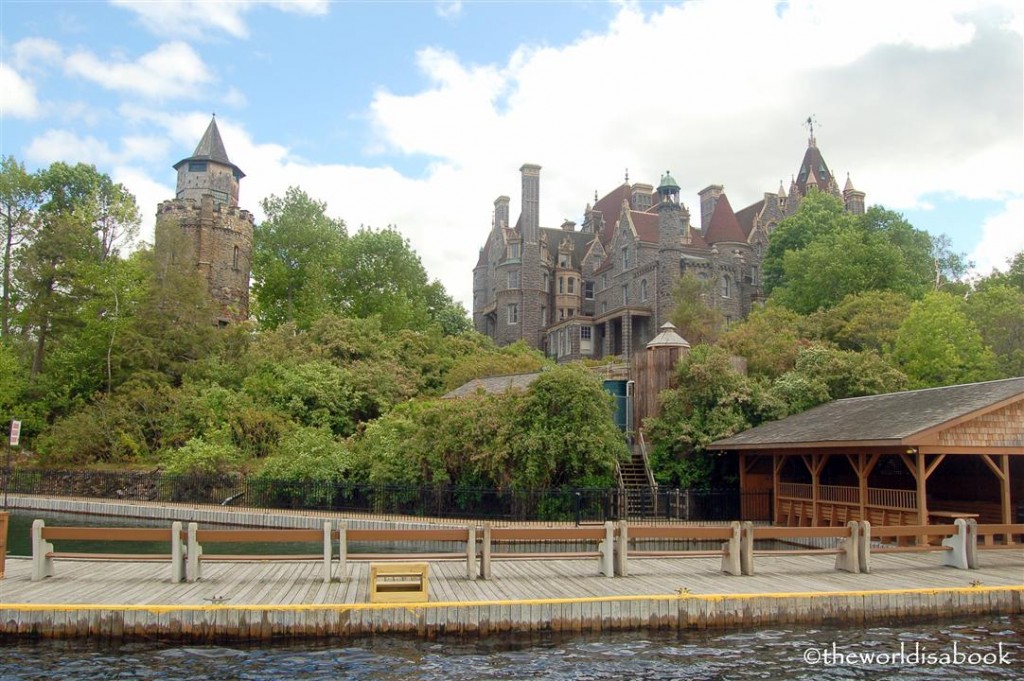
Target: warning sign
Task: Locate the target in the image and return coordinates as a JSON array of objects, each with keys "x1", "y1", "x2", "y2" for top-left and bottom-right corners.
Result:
[{"x1": 9, "y1": 420, "x2": 20, "y2": 447}]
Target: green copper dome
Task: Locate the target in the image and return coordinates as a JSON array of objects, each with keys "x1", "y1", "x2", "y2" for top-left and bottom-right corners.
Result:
[{"x1": 658, "y1": 171, "x2": 679, "y2": 191}]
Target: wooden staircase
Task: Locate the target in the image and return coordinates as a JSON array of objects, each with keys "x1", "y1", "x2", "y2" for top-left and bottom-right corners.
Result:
[{"x1": 616, "y1": 432, "x2": 658, "y2": 519}]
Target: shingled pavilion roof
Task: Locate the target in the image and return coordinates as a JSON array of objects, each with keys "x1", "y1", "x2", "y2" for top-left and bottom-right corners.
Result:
[
  {"x1": 709, "y1": 377, "x2": 1024, "y2": 450},
  {"x1": 442, "y1": 373, "x2": 542, "y2": 399}
]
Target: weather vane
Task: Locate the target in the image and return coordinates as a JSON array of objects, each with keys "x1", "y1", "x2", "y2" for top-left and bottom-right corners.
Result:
[{"x1": 804, "y1": 115, "x2": 819, "y2": 146}]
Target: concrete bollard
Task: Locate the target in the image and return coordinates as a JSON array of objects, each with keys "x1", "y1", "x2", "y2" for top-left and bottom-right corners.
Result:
[
  {"x1": 171, "y1": 521, "x2": 185, "y2": 583},
  {"x1": 834, "y1": 521, "x2": 860, "y2": 573},
  {"x1": 31, "y1": 519, "x2": 54, "y2": 582},
  {"x1": 739, "y1": 522, "x2": 754, "y2": 576},
  {"x1": 615, "y1": 520, "x2": 629, "y2": 577},
  {"x1": 721, "y1": 522, "x2": 742, "y2": 576},
  {"x1": 479, "y1": 523, "x2": 492, "y2": 580},
  {"x1": 941, "y1": 518, "x2": 970, "y2": 570},
  {"x1": 337, "y1": 522, "x2": 348, "y2": 581},
  {"x1": 322, "y1": 521, "x2": 332, "y2": 583},
  {"x1": 966, "y1": 519, "x2": 979, "y2": 569},
  {"x1": 858, "y1": 521, "x2": 872, "y2": 574},
  {"x1": 466, "y1": 525, "x2": 477, "y2": 581},
  {"x1": 186, "y1": 522, "x2": 202, "y2": 582}
]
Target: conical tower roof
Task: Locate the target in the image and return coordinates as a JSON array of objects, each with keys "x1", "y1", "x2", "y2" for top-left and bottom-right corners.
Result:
[
  {"x1": 173, "y1": 116, "x2": 245, "y2": 178},
  {"x1": 647, "y1": 322, "x2": 691, "y2": 349}
]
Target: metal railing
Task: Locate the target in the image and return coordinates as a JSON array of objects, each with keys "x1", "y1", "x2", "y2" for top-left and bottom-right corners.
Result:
[{"x1": 1, "y1": 468, "x2": 772, "y2": 524}]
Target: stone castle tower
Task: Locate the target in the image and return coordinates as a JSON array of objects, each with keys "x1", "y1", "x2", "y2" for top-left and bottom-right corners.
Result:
[{"x1": 155, "y1": 116, "x2": 253, "y2": 324}]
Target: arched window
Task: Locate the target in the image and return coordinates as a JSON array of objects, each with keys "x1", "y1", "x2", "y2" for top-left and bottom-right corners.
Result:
[
  {"x1": 640, "y1": 279, "x2": 648, "y2": 302},
  {"x1": 721, "y1": 275, "x2": 731, "y2": 298},
  {"x1": 232, "y1": 245, "x2": 239, "y2": 270}
]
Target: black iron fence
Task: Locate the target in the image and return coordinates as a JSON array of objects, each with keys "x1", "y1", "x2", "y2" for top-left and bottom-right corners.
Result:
[{"x1": 1, "y1": 468, "x2": 772, "y2": 524}]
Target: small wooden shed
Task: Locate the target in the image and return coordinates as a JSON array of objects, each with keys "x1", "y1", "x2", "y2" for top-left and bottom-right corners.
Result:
[{"x1": 709, "y1": 377, "x2": 1024, "y2": 527}]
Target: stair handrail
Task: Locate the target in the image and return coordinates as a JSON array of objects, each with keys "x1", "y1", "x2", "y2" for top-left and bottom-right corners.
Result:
[{"x1": 637, "y1": 429, "x2": 657, "y2": 491}]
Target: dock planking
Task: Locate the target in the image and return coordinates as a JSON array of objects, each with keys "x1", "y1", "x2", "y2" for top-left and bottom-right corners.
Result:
[{"x1": 3, "y1": 550, "x2": 1021, "y2": 642}]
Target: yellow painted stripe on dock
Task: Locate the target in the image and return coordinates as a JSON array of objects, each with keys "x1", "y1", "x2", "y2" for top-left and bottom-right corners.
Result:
[{"x1": 2, "y1": 584, "x2": 1021, "y2": 614}]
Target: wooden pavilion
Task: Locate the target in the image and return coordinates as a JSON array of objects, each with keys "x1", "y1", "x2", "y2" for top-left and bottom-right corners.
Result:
[{"x1": 708, "y1": 377, "x2": 1024, "y2": 528}]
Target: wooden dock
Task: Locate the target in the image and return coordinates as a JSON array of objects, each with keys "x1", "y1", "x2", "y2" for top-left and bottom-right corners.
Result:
[{"x1": 2, "y1": 550, "x2": 1022, "y2": 641}]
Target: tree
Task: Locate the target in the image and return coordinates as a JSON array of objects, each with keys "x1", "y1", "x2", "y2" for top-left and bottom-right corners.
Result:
[
  {"x1": 966, "y1": 284, "x2": 1024, "y2": 377},
  {"x1": 503, "y1": 364, "x2": 627, "y2": 489},
  {"x1": 0, "y1": 156, "x2": 41, "y2": 338},
  {"x1": 13, "y1": 162, "x2": 139, "y2": 378},
  {"x1": 976, "y1": 251, "x2": 1024, "y2": 294},
  {"x1": 121, "y1": 225, "x2": 218, "y2": 382},
  {"x1": 252, "y1": 187, "x2": 348, "y2": 329},
  {"x1": 644, "y1": 345, "x2": 782, "y2": 488},
  {"x1": 339, "y1": 226, "x2": 439, "y2": 332},
  {"x1": 814, "y1": 290, "x2": 913, "y2": 353},
  {"x1": 765, "y1": 193, "x2": 936, "y2": 313},
  {"x1": 763, "y1": 191, "x2": 854, "y2": 293},
  {"x1": 669, "y1": 272, "x2": 724, "y2": 344},
  {"x1": 718, "y1": 304, "x2": 809, "y2": 378},
  {"x1": 929, "y1": 233, "x2": 972, "y2": 292},
  {"x1": 892, "y1": 291, "x2": 997, "y2": 388}
]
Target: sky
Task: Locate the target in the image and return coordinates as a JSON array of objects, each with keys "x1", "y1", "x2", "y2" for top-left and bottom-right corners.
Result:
[{"x1": 1, "y1": 0, "x2": 1022, "y2": 312}]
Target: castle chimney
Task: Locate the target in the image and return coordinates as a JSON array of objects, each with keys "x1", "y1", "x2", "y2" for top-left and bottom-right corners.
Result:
[{"x1": 520, "y1": 164, "x2": 541, "y2": 244}]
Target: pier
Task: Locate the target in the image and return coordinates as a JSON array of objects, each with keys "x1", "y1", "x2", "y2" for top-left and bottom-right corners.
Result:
[
  {"x1": 2, "y1": 496, "x2": 1022, "y2": 641},
  {"x1": 2, "y1": 550, "x2": 1022, "y2": 641}
]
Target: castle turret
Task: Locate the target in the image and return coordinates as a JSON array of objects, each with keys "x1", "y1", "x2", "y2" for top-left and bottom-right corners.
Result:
[
  {"x1": 173, "y1": 116, "x2": 245, "y2": 207},
  {"x1": 157, "y1": 116, "x2": 253, "y2": 324},
  {"x1": 843, "y1": 173, "x2": 866, "y2": 215}
]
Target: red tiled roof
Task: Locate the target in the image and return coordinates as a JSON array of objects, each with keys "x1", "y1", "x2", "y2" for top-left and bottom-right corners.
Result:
[
  {"x1": 593, "y1": 183, "x2": 631, "y2": 245},
  {"x1": 734, "y1": 199, "x2": 764, "y2": 239},
  {"x1": 687, "y1": 228, "x2": 708, "y2": 249},
  {"x1": 704, "y1": 194, "x2": 747, "y2": 244},
  {"x1": 631, "y1": 211, "x2": 659, "y2": 243}
]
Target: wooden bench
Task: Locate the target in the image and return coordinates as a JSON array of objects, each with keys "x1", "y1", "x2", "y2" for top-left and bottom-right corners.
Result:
[
  {"x1": 369, "y1": 562, "x2": 429, "y2": 603},
  {"x1": 862, "y1": 521, "x2": 968, "y2": 571},
  {"x1": 619, "y1": 522, "x2": 743, "y2": 576},
  {"x1": 478, "y1": 523, "x2": 615, "y2": 579},
  {"x1": 31, "y1": 520, "x2": 186, "y2": 583},
  {"x1": 974, "y1": 523, "x2": 1024, "y2": 550},
  {"x1": 744, "y1": 523, "x2": 861, "y2": 575},
  {"x1": 336, "y1": 525, "x2": 477, "y2": 581},
  {"x1": 187, "y1": 522, "x2": 333, "y2": 583}
]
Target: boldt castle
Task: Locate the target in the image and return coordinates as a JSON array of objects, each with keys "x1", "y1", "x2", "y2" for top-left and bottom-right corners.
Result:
[{"x1": 472, "y1": 129, "x2": 866, "y2": 361}]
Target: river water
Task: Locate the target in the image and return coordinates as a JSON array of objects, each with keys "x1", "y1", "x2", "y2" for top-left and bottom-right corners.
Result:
[{"x1": 0, "y1": 616, "x2": 1021, "y2": 680}]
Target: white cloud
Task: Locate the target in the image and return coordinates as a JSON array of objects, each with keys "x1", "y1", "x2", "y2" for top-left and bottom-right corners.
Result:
[
  {"x1": 223, "y1": 87, "x2": 248, "y2": 108},
  {"x1": 24, "y1": 129, "x2": 169, "y2": 167},
  {"x1": 64, "y1": 42, "x2": 213, "y2": 99},
  {"x1": 969, "y1": 199, "x2": 1024, "y2": 275},
  {"x1": 111, "y1": 0, "x2": 329, "y2": 39},
  {"x1": 12, "y1": 37, "x2": 64, "y2": 71},
  {"x1": 0, "y1": 65, "x2": 42, "y2": 118},
  {"x1": 111, "y1": 167, "x2": 175, "y2": 247},
  {"x1": 435, "y1": 1, "x2": 462, "y2": 19}
]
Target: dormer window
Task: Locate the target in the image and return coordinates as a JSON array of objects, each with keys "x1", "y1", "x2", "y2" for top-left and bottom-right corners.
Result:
[{"x1": 507, "y1": 243, "x2": 521, "y2": 259}]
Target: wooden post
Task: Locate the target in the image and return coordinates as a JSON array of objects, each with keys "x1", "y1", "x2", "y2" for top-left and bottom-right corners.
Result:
[
  {"x1": 1000, "y1": 455, "x2": 1012, "y2": 526},
  {"x1": 772, "y1": 455, "x2": 783, "y2": 525},
  {"x1": 738, "y1": 452, "x2": 747, "y2": 510},
  {"x1": 916, "y1": 451, "x2": 928, "y2": 544},
  {"x1": 0, "y1": 511, "x2": 7, "y2": 580}
]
